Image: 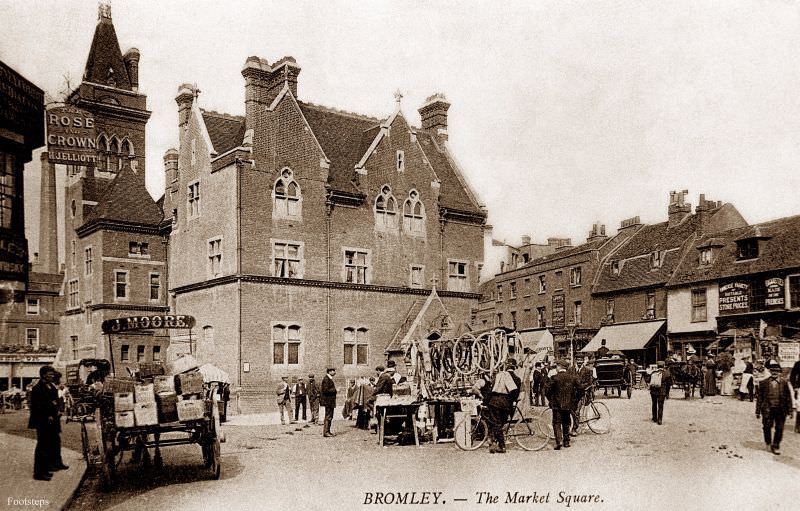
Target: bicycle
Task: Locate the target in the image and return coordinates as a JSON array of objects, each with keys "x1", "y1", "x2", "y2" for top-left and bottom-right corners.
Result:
[
  {"x1": 454, "y1": 402, "x2": 549, "y2": 451},
  {"x1": 538, "y1": 385, "x2": 611, "y2": 438}
]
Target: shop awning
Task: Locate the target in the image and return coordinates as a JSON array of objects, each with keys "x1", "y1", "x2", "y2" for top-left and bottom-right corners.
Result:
[
  {"x1": 518, "y1": 329, "x2": 553, "y2": 352},
  {"x1": 582, "y1": 321, "x2": 665, "y2": 352}
]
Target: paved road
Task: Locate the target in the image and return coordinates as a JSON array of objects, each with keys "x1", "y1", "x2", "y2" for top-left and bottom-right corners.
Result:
[{"x1": 65, "y1": 389, "x2": 799, "y2": 511}]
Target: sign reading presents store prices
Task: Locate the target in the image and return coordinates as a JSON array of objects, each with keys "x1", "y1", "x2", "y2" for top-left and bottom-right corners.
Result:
[
  {"x1": 102, "y1": 315, "x2": 196, "y2": 334},
  {"x1": 719, "y1": 282, "x2": 749, "y2": 313},
  {"x1": 46, "y1": 106, "x2": 97, "y2": 165}
]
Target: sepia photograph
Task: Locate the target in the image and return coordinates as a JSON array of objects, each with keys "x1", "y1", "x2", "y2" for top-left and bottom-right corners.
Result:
[{"x1": 1, "y1": 1, "x2": 799, "y2": 510}]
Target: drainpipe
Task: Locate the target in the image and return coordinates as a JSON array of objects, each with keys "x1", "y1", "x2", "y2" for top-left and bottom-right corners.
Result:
[
  {"x1": 325, "y1": 186, "x2": 333, "y2": 367},
  {"x1": 235, "y1": 157, "x2": 245, "y2": 408}
]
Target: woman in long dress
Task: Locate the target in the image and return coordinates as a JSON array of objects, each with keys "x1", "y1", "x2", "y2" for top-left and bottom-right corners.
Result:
[{"x1": 703, "y1": 357, "x2": 717, "y2": 396}]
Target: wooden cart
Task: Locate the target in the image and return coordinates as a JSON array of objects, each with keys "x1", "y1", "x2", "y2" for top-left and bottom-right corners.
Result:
[{"x1": 83, "y1": 389, "x2": 222, "y2": 490}]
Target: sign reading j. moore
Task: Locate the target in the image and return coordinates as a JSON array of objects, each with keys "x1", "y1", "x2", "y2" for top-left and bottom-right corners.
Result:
[{"x1": 101, "y1": 315, "x2": 196, "y2": 334}]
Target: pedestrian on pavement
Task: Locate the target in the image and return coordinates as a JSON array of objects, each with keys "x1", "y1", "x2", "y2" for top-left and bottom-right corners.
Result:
[
  {"x1": 548, "y1": 359, "x2": 580, "y2": 450},
  {"x1": 276, "y1": 376, "x2": 291, "y2": 425},
  {"x1": 647, "y1": 360, "x2": 672, "y2": 425},
  {"x1": 739, "y1": 358, "x2": 755, "y2": 402},
  {"x1": 703, "y1": 356, "x2": 717, "y2": 397},
  {"x1": 471, "y1": 358, "x2": 521, "y2": 453},
  {"x1": 532, "y1": 362, "x2": 545, "y2": 407},
  {"x1": 791, "y1": 359, "x2": 800, "y2": 433},
  {"x1": 758, "y1": 360, "x2": 794, "y2": 455},
  {"x1": 293, "y1": 377, "x2": 308, "y2": 422},
  {"x1": 321, "y1": 367, "x2": 337, "y2": 437},
  {"x1": 28, "y1": 365, "x2": 68, "y2": 481},
  {"x1": 753, "y1": 359, "x2": 770, "y2": 418},
  {"x1": 307, "y1": 374, "x2": 320, "y2": 425}
]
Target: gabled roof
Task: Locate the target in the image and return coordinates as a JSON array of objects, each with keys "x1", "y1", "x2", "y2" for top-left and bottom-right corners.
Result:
[
  {"x1": 201, "y1": 110, "x2": 245, "y2": 155},
  {"x1": 668, "y1": 214, "x2": 800, "y2": 287},
  {"x1": 80, "y1": 163, "x2": 162, "y2": 229},
  {"x1": 82, "y1": 14, "x2": 131, "y2": 90},
  {"x1": 298, "y1": 102, "x2": 378, "y2": 196},
  {"x1": 593, "y1": 216, "x2": 700, "y2": 294}
]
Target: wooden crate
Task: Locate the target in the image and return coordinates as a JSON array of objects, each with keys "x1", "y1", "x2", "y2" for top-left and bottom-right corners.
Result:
[
  {"x1": 115, "y1": 411, "x2": 135, "y2": 428},
  {"x1": 134, "y1": 383, "x2": 156, "y2": 403},
  {"x1": 134, "y1": 402, "x2": 158, "y2": 426},
  {"x1": 176, "y1": 399, "x2": 205, "y2": 421},
  {"x1": 114, "y1": 392, "x2": 135, "y2": 412}
]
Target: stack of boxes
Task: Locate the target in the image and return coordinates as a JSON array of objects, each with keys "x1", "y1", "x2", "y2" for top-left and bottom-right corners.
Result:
[
  {"x1": 154, "y1": 375, "x2": 179, "y2": 423},
  {"x1": 176, "y1": 372, "x2": 205, "y2": 421},
  {"x1": 114, "y1": 391, "x2": 135, "y2": 428},
  {"x1": 133, "y1": 382, "x2": 158, "y2": 426},
  {"x1": 111, "y1": 367, "x2": 209, "y2": 427}
]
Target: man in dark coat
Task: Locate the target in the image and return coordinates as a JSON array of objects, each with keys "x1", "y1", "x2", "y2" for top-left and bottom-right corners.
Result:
[
  {"x1": 28, "y1": 365, "x2": 67, "y2": 480},
  {"x1": 471, "y1": 359, "x2": 521, "y2": 453},
  {"x1": 758, "y1": 360, "x2": 794, "y2": 455},
  {"x1": 307, "y1": 374, "x2": 320, "y2": 425},
  {"x1": 648, "y1": 360, "x2": 672, "y2": 425},
  {"x1": 532, "y1": 363, "x2": 545, "y2": 406},
  {"x1": 321, "y1": 367, "x2": 337, "y2": 437},
  {"x1": 374, "y1": 362, "x2": 395, "y2": 397},
  {"x1": 293, "y1": 377, "x2": 308, "y2": 422},
  {"x1": 548, "y1": 359, "x2": 580, "y2": 450}
]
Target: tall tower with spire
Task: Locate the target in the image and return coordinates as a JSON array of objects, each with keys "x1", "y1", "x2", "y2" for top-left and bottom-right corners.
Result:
[{"x1": 58, "y1": 3, "x2": 168, "y2": 372}]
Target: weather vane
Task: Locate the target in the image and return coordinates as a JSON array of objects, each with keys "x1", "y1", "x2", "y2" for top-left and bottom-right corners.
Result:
[{"x1": 394, "y1": 89, "x2": 404, "y2": 105}]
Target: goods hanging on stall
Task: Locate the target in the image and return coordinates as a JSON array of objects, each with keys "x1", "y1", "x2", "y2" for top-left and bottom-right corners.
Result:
[{"x1": 77, "y1": 315, "x2": 223, "y2": 490}]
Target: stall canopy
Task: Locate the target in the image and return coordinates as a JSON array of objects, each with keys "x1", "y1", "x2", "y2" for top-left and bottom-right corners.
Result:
[
  {"x1": 198, "y1": 363, "x2": 230, "y2": 384},
  {"x1": 582, "y1": 321, "x2": 665, "y2": 352},
  {"x1": 518, "y1": 329, "x2": 554, "y2": 352}
]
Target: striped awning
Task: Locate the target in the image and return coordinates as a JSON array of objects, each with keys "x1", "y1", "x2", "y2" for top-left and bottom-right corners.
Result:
[{"x1": 582, "y1": 321, "x2": 665, "y2": 352}]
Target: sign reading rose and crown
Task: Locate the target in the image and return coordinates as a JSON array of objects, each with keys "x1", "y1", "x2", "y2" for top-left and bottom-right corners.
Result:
[
  {"x1": 46, "y1": 106, "x2": 97, "y2": 165},
  {"x1": 102, "y1": 315, "x2": 196, "y2": 334}
]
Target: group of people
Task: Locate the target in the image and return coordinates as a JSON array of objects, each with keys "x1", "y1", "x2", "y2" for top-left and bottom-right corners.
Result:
[{"x1": 275, "y1": 368, "x2": 338, "y2": 437}]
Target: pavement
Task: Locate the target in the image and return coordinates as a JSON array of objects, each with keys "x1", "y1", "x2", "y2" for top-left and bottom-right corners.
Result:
[{"x1": 0, "y1": 430, "x2": 85, "y2": 511}]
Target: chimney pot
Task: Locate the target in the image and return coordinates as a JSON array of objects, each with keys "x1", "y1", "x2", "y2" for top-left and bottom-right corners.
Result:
[
  {"x1": 418, "y1": 93, "x2": 451, "y2": 137},
  {"x1": 521, "y1": 235, "x2": 531, "y2": 245}
]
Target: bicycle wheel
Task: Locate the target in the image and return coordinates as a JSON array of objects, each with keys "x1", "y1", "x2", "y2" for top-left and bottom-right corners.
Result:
[
  {"x1": 453, "y1": 415, "x2": 489, "y2": 451},
  {"x1": 537, "y1": 407, "x2": 554, "y2": 439},
  {"x1": 585, "y1": 401, "x2": 611, "y2": 434},
  {"x1": 511, "y1": 416, "x2": 549, "y2": 451}
]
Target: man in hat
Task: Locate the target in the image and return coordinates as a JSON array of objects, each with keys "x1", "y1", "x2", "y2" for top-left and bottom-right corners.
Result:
[
  {"x1": 471, "y1": 358, "x2": 521, "y2": 453},
  {"x1": 757, "y1": 360, "x2": 793, "y2": 454},
  {"x1": 596, "y1": 339, "x2": 609, "y2": 360},
  {"x1": 532, "y1": 362, "x2": 545, "y2": 407},
  {"x1": 275, "y1": 376, "x2": 291, "y2": 425},
  {"x1": 321, "y1": 367, "x2": 337, "y2": 437},
  {"x1": 293, "y1": 377, "x2": 308, "y2": 423},
  {"x1": 548, "y1": 359, "x2": 580, "y2": 450},
  {"x1": 647, "y1": 360, "x2": 672, "y2": 425},
  {"x1": 28, "y1": 365, "x2": 67, "y2": 480},
  {"x1": 307, "y1": 374, "x2": 320, "y2": 425},
  {"x1": 374, "y1": 362, "x2": 395, "y2": 397}
]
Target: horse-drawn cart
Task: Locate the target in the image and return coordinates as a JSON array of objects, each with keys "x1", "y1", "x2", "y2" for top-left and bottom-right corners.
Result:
[
  {"x1": 83, "y1": 383, "x2": 222, "y2": 490},
  {"x1": 594, "y1": 358, "x2": 632, "y2": 398}
]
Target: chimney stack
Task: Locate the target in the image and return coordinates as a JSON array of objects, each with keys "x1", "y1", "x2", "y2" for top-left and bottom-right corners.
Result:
[
  {"x1": 620, "y1": 216, "x2": 642, "y2": 230},
  {"x1": 668, "y1": 189, "x2": 691, "y2": 227},
  {"x1": 241, "y1": 56, "x2": 301, "y2": 130},
  {"x1": 418, "y1": 93, "x2": 451, "y2": 140},
  {"x1": 521, "y1": 235, "x2": 531, "y2": 246},
  {"x1": 123, "y1": 48, "x2": 140, "y2": 92},
  {"x1": 164, "y1": 149, "x2": 179, "y2": 194},
  {"x1": 547, "y1": 237, "x2": 572, "y2": 250},
  {"x1": 586, "y1": 222, "x2": 607, "y2": 243},
  {"x1": 37, "y1": 152, "x2": 59, "y2": 274},
  {"x1": 695, "y1": 193, "x2": 721, "y2": 234},
  {"x1": 175, "y1": 83, "x2": 197, "y2": 128}
]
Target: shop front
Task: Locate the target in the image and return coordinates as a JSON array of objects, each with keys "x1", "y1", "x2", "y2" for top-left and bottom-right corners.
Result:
[
  {"x1": 0, "y1": 351, "x2": 57, "y2": 391},
  {"x1": 581, "y1": 320, "x2": 666, "y2": 366}
]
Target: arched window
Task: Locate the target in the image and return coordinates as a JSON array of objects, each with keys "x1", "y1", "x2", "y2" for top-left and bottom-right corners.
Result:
[
  {"x1": 402, "y1": 189, "x2": 425, "y2": 235},
  {"x1": 272, "y1": 323, "x2": 302, "y2": 365},
  {"x1": 374, "y1": 185, "x2": 397, "y2": 230},
  {"x1": 97, "y1": 134, "x2": 109, "y2": 171},
  {"x1": 343, "y1": 327, "x2": 369, "y2": 366},
  {"x1": 108, "y1": 137, "x2": 121, "y2": 172},
  {"x1": 273, "y1": 168, "x2": 302, "y2": 219}
]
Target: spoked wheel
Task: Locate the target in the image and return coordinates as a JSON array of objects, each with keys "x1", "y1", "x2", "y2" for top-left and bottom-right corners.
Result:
[
  {"x1": 585, "y1": 402, "x2": 611, "y2": 434},
  {"x1": 209, "y1": 436, "x2": 221, "y2": 479},
  {"x1": 537, "y1": 407, "x2": 554, "y2": 439},
  {"x1": 453, "y1": 415, "x2": 489, "y2": 451},
  {"x1": 95, "y1": 409, "x2": 116, "y2": 491},
  {"x1": 511, "y1": 417, "x2": 549, "y2": 451}
]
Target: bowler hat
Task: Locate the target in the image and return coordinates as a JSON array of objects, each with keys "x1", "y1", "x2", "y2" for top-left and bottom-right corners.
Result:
[
  {"x1": 657, "y1": 360, "x2": 665, "y2": 368},
  {"x1": 767, "y1": 360, "x2": 782, "y2": 370},
  {"x1": 556, "y1": 359, "x2": 569, "y2": 368},
  {"x1": 308, "y1": 374, "x2": 315, "y2": 379},
  {"x1": 506, "y1": 358, "x2": 517, "y2": 369},
  {"x1": 387, "y1": 360, "x2": 397, "y2": 368},
  {"x1": 326, "y1": 367, "x2": 336, "y2": 372}
]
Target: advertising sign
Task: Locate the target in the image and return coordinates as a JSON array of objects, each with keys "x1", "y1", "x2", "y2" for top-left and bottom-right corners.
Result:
[
  {"x1": 765, "y1": 277, "x2": 785, "y2": 307},
  {"x1": 552, "y1": 294, "x2": 565, "y2": 328},
  {"x1": 102, "y1": 315, "x2": 196, "y2": 334},
  {"x1": 0, "y1": 237, "x2": 28, "y2": 285},
  {"x1": 719, "y1": 282, "x2": 749, "y2": 313},
  {"x1": 46, "y1": 106, "x2": 97, "y2": 165},
  {"x1": 0, "y1": 60, "x2": 44, "y2": 149},
  {"x1": 778, "y1": 342, "x2": 799, "y2": 367}
]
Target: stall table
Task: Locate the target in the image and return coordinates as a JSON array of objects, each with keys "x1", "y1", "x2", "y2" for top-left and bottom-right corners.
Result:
[{"x1": 376, "y1": 400, "x2": 422, "y2": 447}]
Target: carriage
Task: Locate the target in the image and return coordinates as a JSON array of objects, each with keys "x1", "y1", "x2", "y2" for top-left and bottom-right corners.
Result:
[
  {"x1": 64, "y1": 358, "x2": 110, "y2": 421},
  {"x1": 594, "y1": 357, "x2": 633, "y2": 398}
]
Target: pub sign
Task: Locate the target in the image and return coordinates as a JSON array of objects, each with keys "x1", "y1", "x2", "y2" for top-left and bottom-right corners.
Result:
[{"x1": 46, "y1": 106, "x2": 97, "y2": 165}]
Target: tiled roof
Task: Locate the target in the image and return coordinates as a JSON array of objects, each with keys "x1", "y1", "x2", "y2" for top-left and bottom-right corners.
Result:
[
  {"x1": 668, "y1": 214, "x2": 800, "y2": 286},
  {"x1": 593, "y1": 216, "x2": 700, "y2": 294},
  {"x1": 298, "y1": 102, "x2": 378, "y2": 196},
  {"x1": 201, "y1": 110, "x2": 245, "y2": 155},
  {"x1": 416, "y1": 131, "x2": 483, "y2": 215},
  {"x1": 83, "y1": 17, "x2": 131, "y2": 90},
  {"x1": 525, "y1": 239, "x2": 606, "y2": 267},
  {"x1": 81, "y1": 163, "x2": 162, "y2": 228}
]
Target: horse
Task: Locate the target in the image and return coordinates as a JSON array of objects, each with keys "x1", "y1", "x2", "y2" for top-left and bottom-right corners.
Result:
[{"x1": 669, "y1": 361, "x2": 705, "y2": 399}]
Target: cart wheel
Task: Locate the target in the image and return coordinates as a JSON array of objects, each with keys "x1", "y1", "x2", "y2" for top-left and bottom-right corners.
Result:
[
  {"x1": 537, "y1": 407, "x2": 555, "y2": 439},
  {"x1": 209, "y1": 436, "x2": 221, "y2": 480},
  {"x1": 626, "y1": 385, "x2": 632, "y2": 399},
  {"x1": 95, "y1": 409, "x2": 116, "y2": 491}
]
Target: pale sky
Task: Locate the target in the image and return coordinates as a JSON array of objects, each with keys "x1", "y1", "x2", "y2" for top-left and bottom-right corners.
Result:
[{"x1": 3, "y1": 0, "x2": 800, "y2": 250}]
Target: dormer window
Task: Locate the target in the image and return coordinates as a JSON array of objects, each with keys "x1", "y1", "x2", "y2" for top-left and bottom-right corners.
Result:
[
  {"x1": 699, "y1": 248, "x2": 712, "y2": 265},
  {"x1": 611, "y1": 260, "x2": 620, "y2": 276},
  {"x1": 650, "y1": 251, "x2": 663, "y2": 269},
  {"x1": 736, "y1": 239, "x2": 759, "y2": 260}
]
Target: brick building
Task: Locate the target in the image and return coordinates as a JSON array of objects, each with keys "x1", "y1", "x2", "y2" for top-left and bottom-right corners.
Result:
[
  {"x1": 59, "y1": 5, "x2": 169, "y2": 373},
  {"x1": 667, "y1": 214, "x2": 800, "y2": 365},
  {"x1": 164, "y1": 57, "x2": 486, "y2": 411}
]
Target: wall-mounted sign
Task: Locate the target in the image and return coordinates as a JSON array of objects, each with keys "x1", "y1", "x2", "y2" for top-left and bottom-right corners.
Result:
[
  {"x1": 0, "y1": 60, "x2": 44, "y2": 149},
  {"x1": 765, "y1": 277, "x2": 785, "y2": 307},
  {"x1": 46, "y1": 106, "x2": 97, "y2": 165},
  {"x1": 0, "y1": 354, "x2": 55, "y2": 363},
  {"x1": 0, "y1": 237, "x2": 28, "y2": 284},
  {"x1": 102, "y1": 315, "x2": 196, "y2": 334},
  {"x1": 778, "y1": 342, "x2": 799, "y2": 366},
  {"x1": 552, "y1": 294, "x2": 565, "y2": 328},
  {"x1": 719, "y1": 282, "x2": 749, "y2": 313}
]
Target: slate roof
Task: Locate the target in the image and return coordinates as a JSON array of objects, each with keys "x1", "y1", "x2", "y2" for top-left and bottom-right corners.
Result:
[
  {"x1": 81, "y1": 163, "x2": 163, "y2": 229},
  {"x1": 525, "y1": 238, "x2": 606, "y2": 267},
  {"x1": 82, "y1": 15, "x2": 131, "y2": 90},
  {"x1": 668, "y1": 214, "x2": 800, "y2": 287},
  {"x1": 593, "y1": 216, "x2": 700, "y2": 294},
  {"x1": 201, "y1": 111, "x2": 246, "y2": 155}
]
